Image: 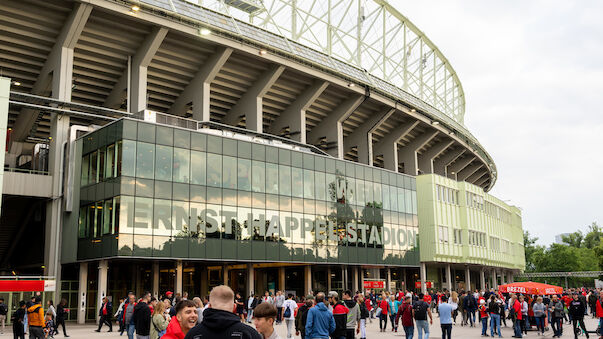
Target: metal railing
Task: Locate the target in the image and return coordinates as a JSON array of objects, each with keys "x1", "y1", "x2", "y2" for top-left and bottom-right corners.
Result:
[
  {"x1": 4, "y1": 167, "x2": 50, "y2": 175},
  {"x1": 516, "y1": 271, "x2": 603, "y2": 278}
]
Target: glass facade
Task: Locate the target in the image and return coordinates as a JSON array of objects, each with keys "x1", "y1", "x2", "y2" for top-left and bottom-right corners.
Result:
[{"x1": 76, "y1": 119, "x2": 419, "y2": 266}]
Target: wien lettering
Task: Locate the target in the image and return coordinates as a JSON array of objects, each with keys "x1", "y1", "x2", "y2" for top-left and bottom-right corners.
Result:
[{"x1": 130, "y1": 205, "x2": 417, "y2": 247}]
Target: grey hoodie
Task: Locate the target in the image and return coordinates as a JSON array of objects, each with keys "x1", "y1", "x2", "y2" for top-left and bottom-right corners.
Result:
[{"x1": 343, "y1": 299, "x2": 360, "y2": 329}]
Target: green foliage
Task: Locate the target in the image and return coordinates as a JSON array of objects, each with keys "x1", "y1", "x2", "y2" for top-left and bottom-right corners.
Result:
[{"x1": 523, "y1": 222, "x2": 602, "y2": 287}]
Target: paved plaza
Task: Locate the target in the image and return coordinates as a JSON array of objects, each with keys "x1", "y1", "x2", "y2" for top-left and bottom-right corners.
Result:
[{"x1": 1, "y1": 315, "x2": 599, "y2": 339}]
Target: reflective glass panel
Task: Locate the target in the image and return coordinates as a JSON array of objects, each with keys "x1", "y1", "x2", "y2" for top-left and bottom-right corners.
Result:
[
  {"x1": 173, "y1": 148, "x2": 190, "y2": 183},
  {"x1": 207, "y1": 153, "x2": 222, "y2": 187},
  {"x1": 155, "y1": 145, "x2": 173, "y2": 181},
  {"x1": 136, "y1": 142, "x2": 155, "y2": 179},
  {"x1": 190, "y1": 151, "x2": 206, "y2": 185}
]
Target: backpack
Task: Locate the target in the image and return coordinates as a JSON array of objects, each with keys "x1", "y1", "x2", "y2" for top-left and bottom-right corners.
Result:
[{"x1": 283, "y1": 304, "x2": 291, "y2": 318}]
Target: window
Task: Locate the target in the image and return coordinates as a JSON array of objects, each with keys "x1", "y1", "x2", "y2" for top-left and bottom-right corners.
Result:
[
  {"x1": 155, "y1": 145, "x2": 173, "y2": 181},
  {"x1": 173, "y1": 148, "x2": 190, "y2": 183},
  {"x1": 438, "y1": 226, "x2": 449, "y2": 243},
  {"x1": 136, "y1": 142, "x2": 155, "y2": 179},
  {"x1": 453, "y1": 229, "x2": 462, "y2": 245},
  {"x1": 190, "y1": 151, "x2": 206, "y2": 185}
]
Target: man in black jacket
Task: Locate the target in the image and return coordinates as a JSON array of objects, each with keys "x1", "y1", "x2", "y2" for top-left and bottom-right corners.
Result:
[
  {"x1": 184, "y1": 285, "x2": 262, "y2": 339},
  {"x1": 295, "y1": 295, "x2": 314, "y2": 339},
  {"x1": 95, "y1": 297, "x2": 113, "y2": 332},
  {"x1": 568, "y1": 293, "x2": 588, "y2": 339},
  {"x1": 133, "y1": 292, "x2": 152, "y2": 339}
]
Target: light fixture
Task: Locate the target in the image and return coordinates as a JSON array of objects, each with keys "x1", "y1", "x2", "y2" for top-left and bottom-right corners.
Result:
[
  {"x1": 259, "y1": 49, "x2": 268, "y2": 55},
  {"x1": 347, "y1": 82, "x2": 355, "y2": 88},
  {"x1": 13, "y1": 81, "x2": 21, "y2": 86},
  {"x1": 451, "y1": 171, "x2": 455, "y2": 175},
  {"x1": 199, "y1": 28, "x2": 211, "y2": 36},
  {"x1": 449, "y1": 131, "x2": 454, "y2": 136},
  {"x1": 131, "y1": 5, "x2": 140, "y2": 11},
  {"x1": 432, "y1": 121, "x2": 439, "y2": 125},
  {"x1": 410, "y1": 108, "x2": 416, "y2": 113}
]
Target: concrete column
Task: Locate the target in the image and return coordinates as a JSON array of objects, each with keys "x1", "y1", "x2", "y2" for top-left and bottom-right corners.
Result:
[
  {"x1": 373, "y1": 120, "x2": 419, "y2": 171},
  {"x1": 223, "y1": 65, "x2": 285, "y2": 132},
  {"x1": 500, "y1": 270, "x2": 506, "y2": 285},
  {"x1": 386, "y1": 268, "x2": 392, "y2": 292},
  {"x1": 491, "y1": 270, "x2": 497, "y2": 289},
  {"x1": 420, "y1": 263, "x2": 427, "y2": 294},
  {"x1": 176, "y1": 261, "x2": 183, "y2": 294},
  {"x1": 402, "y1": 268, "x2": 407, "y2": 291},
  {"x1": 465, "y1": 267, "x2": 471, "y2": 291},
  {"x1": 397, "y1": 130, "x2": 439, "y2": 175},
  {"x1": 353, "y1": 267, "x2": 359, "y2": 293},
  {"x1": 447, "y1": 156, "x2": 476, "y2": 179},
  {"x1": 433, "y1": 148, "x2": 465, "y2": 176},
  {"x1": 327, "y1": 267, "x2": 332, "y2": 292},
  {"x1": 480, "y1": 270, "x2": 486, "y2": 290},
  {"x1": 222, "y1": 265, "x2": 229, "y2": 286},
  {"x1": 446, "y1": 264, "x2": 453, "y2": 291},
  {"x1": 509, "y1": 271, "x2": 514, "y2": 283},
  {"x1": 200, "y1": 267, "x2": 208, "y2": 297},
  {"x1": 278, "y1": 267, "x2": 286, "y2": 292},
  {"x1": 152, "y1": 262, "x2": 159, "y2": 298},
  {"x1": 417, "y1": 139, "x2": 455, "y2": 174},
  {"x1": 306, "y1": 95, "x2": 364, "y2": 159},
  {"x1": 304, "y1": 265, "x2": 312, "y2": 295},
  {"x1": 0, "y1": 78, "x2": 8, "y2": 215},
  {"x1": 268, "y1": 80, "x2": 328, "y2": 143},
  {"x1": 77, "y1": 262, "x2": 88, "y2": 324},
  {"x1": 342, "y1": 266, "x2": 347, "y2": 291},
  {"x1": 360, "y1": 268, "x2": 365, "y2": 293},
  {"x1": 97, "y1": 260, "x2": 108, "y2": 324},
  {"x1": 247, "y1": 263, "x2": 255, "y2": 296},
  {"x1": 342, "y1": 108, "x2": 395, "y2": 165}
]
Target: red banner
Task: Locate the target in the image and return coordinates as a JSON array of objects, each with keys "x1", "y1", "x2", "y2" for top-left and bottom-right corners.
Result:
[
  {"x1": 415, "y1": 281, "x2": 432, "y2": 289},
  {"x1": 363, "y1": 280, "x2": 385, "y2": 289},
  {"x1": 0, "y1": 280, "x2": 50, "y2": 292}
]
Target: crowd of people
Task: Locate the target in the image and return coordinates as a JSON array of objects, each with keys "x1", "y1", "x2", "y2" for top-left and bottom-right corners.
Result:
[{"x1": 4, "y1": 286, "x2": 603, "y2": 339}]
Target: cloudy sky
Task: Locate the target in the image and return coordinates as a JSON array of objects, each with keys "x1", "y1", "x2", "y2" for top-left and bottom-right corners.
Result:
[{"x1": 399, "y1": 1, "x2": 603, "y2": 245}]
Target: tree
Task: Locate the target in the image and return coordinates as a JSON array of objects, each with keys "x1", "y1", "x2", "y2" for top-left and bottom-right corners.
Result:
[
  {"x1": 582, "y1": 222, "x2": 603, "y2": 249},
  {"x1": 523, "y1": 231, "x2": 544, "y2": 272},
  {"x1": 561, "y1": 231, "x2": 583, "y2": 248}
]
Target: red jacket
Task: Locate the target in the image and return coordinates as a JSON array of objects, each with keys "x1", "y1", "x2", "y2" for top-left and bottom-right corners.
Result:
[
  {"x1": 513, "y1": 300, "x2": 522, "y2": 320},
  {"x1": 162, "y1": 317, "x2": 184, "y2": 339},
  {"x1": 379, "y1": 300, "x2": 389, "y2": 315},
  {"x1": 365, "y1": 299, "x2": 372, "y2": 311},
  {"x1": 596, "y1": 298, "x2": 603, "y2": 318}
]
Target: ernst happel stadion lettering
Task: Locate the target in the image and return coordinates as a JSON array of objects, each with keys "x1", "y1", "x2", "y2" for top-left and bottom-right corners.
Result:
[{"x1": 72, "y1": 119, "x2": 419, "y2": 266}]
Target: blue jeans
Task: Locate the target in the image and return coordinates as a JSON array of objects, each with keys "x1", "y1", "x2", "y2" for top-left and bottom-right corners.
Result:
[
  {"x1": 127, "y1": 324, "x2": 136, "y2": 339},
  {"x1": 415, "y1": 320, "x2": 429, "y2": 339},
  {"x1": 513, "y1": 318, "x2": 522, "y2": 337},
  {"x1": 551, "y1": 317, "x2": 562, "y2": 337},
  {"x1": 481, "y1": 317, "x2": 488, "y2": 335},
  {"x1": 468, "y1": 311, "x2": 475, "y2": 326},
  {"x1": 534, "y1": 315, "x2": 545, "y2": 333},
  {"x1": 403, "y1": 325, "x2": 414, "y2": 339},
  {"x1": 490, "y1": 313, "x2": 501, "y2": 336}
]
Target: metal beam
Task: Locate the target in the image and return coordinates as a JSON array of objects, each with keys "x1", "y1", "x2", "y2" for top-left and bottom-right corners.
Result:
[
  {"x1": 105, "y1": 27, "x2": 168, "y2": 111},
  {"x1": 267, "y1": 80, "x2": 328, "y2": 143},
  {"x1": 343, "y1": 108, "x2": 396, "y2": 165},
  {"x1": 222, "y1": 65, "x2": 285, "y2": 132},
  {"x1": 373, "y1": 120, "x2": 419, "y2": 171},
  {"x1": 433, "y1": 147, "x2": 465, "y2": 176},
  {"x1": 466, "y1": 168, "x2": 488, "y2": 183},
  {"x1": 475, "y1": 173, "x2": 491, "y2": 187},
  {"x1": 447, "y1": 156, "x2": 475, "y2": 179},
  {"x1": 307, "y1": 94, "x2": 364, "y2": 158},
  {"x1": 418, "y1": 138, "x2": 454, "y2": 174},
  {"x1": 12, "y1": 3, "x2": 92, "y2": 141},
  {"x1": 457, "y1": 163, "x2": 483, "y2": 181},
  {"x1": 398, "y1": 130, "x2": 439, "y2": 175},
  {"x1": 168, "y1": 46, "x2": 233, "y2": 119}
]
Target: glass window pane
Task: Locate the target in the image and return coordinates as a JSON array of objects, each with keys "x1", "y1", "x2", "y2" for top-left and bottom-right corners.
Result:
[
  {"x1": 172, "y1": 201, "x2": 190, "y2": 235},
  {"x1": 105, "y1": 144, "x2": 116, "y2": 179},
  {"x1": 120, "y1": 140, "x2": 135, "y2": 177},
  {"x1": 134, "y1": 197, "x2": 153, "y2": 234},
  {"x1": 173, "y1": 148, "x2": 190, "y2": 183},
  {"x1": 119, "y1": 195, "x2": 135, "y2": 234},
  {"x1": 207, "y1": 135, "x2": 222, "y2": 154},
  {"x1": 278, "y1": 165, "x2": 291, "y2": 196},
  {"x1": 291, "y1": 167, "x2": 303, "y2": 198},
  {"x1": 252, "y1": 161, "x2": 265, "y2": 193},
  {"x1": 103, "y1": 198, "x2": 112, "y2": 235},
  {"x1": 153, "y1": 199, "x2": 172, "y2": 236},
  {"x1": 81, "y1": 155, "x2": 89, "y2": 186},
  {"x1": 174, "y1": 129, "x2": 190, "y2": 149},
  {"x1": 113, "y1": 197, "x2": 120, "y2": 234},
  {"x1": 156, "y1": 126, "x2": 173, "y2": 146},
  {"x1": 266, "y1": 163, "x2": 279, "y2": 194},
  {"x1": 315, "y1": 172, "x2": 326, "y2": 201},
  {"x1": 382, "y1": 184, "x2": 390, "y2": 210},
  {"x1": 237, "y1": 158, "x2": 251, "y2": 191},
  {"x1": 303, "y1": 169, "x2": 314, "y2": 199},
  {"x1": 207, "y1": 153, "x2": 222, "y2": 187},
  {"x1": 78, "y1": 206, "x2": 87, "y2": 238},
  {"x1": 191, "y1": 132, "x2": 206, "y2": 151},
  {"x1": 397, "y1": 187, "x2": 405, "y2": 213},
  {"x1": 155, "y1": 145, "x2": 173, "y2": 181},
  {"x1": 136, "y1": 142, "x2": 155, "y2": 179},
  {"x1": 98, "y1": 148, "x2": 105, "y2": 181},
  {"x1": 222, "y1": 156, "x2": 237, "y2": 189},
  {"x1": 90, "y1": 151, "x2": 98, "y2": 183},
  {"x1": 190, "y1": 151, "x2": 206, "y2": 185}
]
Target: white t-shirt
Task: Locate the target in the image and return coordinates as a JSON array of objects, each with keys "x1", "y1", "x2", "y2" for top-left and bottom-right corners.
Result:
[{"x1": 282, "y1": 300, "x2": 298, "y2": 320}]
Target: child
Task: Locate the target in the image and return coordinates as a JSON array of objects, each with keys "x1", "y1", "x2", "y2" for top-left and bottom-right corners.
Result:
[
  {"x1": 478, "y1": 299, "x2": 488, "y2": 336},
  {"x1": 44, "y1": 314, "x2": 55, "y2": 339}
]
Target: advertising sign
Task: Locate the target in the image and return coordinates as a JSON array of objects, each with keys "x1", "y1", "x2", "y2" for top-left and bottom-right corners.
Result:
[{"x1": 363, "y1": 280, "x2": 385, "y2": 289}]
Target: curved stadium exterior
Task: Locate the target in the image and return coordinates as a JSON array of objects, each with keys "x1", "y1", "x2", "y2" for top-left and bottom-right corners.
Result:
[{"x1": 0, "y1": 0, "x2": 524, "y2": 323}]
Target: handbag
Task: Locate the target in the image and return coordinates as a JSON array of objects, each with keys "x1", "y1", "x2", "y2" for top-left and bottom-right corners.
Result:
[{"x1": 375, "y1": 307, "x2": 382, "y2": 317}]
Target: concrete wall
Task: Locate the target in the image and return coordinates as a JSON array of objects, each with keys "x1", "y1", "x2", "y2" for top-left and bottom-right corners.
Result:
[{"x1": 2, "y1": 171, "x2": 53, "y2": 197}]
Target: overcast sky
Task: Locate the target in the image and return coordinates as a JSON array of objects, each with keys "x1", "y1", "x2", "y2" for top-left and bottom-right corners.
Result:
[{"x1": 398, "y1": 1, "x2": 603, "y2": 245}]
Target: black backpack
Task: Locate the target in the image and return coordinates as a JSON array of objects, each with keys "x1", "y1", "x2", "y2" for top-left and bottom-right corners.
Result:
[{"x1": 283, "y1": 304, "x2": 291, "y2": 318}]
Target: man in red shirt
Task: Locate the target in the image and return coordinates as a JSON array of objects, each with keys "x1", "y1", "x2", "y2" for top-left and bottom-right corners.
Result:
[
  {"x1": 513, "y1": 296, "x2": 523, "y2": 338},
  {"x1": 396, "y1": 296, "x2": 414, "y2": 339},
  {"x1": 96, "y1": 297, "x2": 113, "y2": 332},
  {"x1": 424, "y1": 294, "x2": 432, "y2": 306}
]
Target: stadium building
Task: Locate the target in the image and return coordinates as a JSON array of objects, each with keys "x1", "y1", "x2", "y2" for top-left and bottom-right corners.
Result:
[{"x1": 0, "y1": 0, "x2": 524, "y2": 322}]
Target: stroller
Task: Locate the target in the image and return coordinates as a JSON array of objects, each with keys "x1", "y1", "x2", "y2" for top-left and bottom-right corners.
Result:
[{"x1": 44, "y1": 317, "x2": 55, "y2": 339}]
